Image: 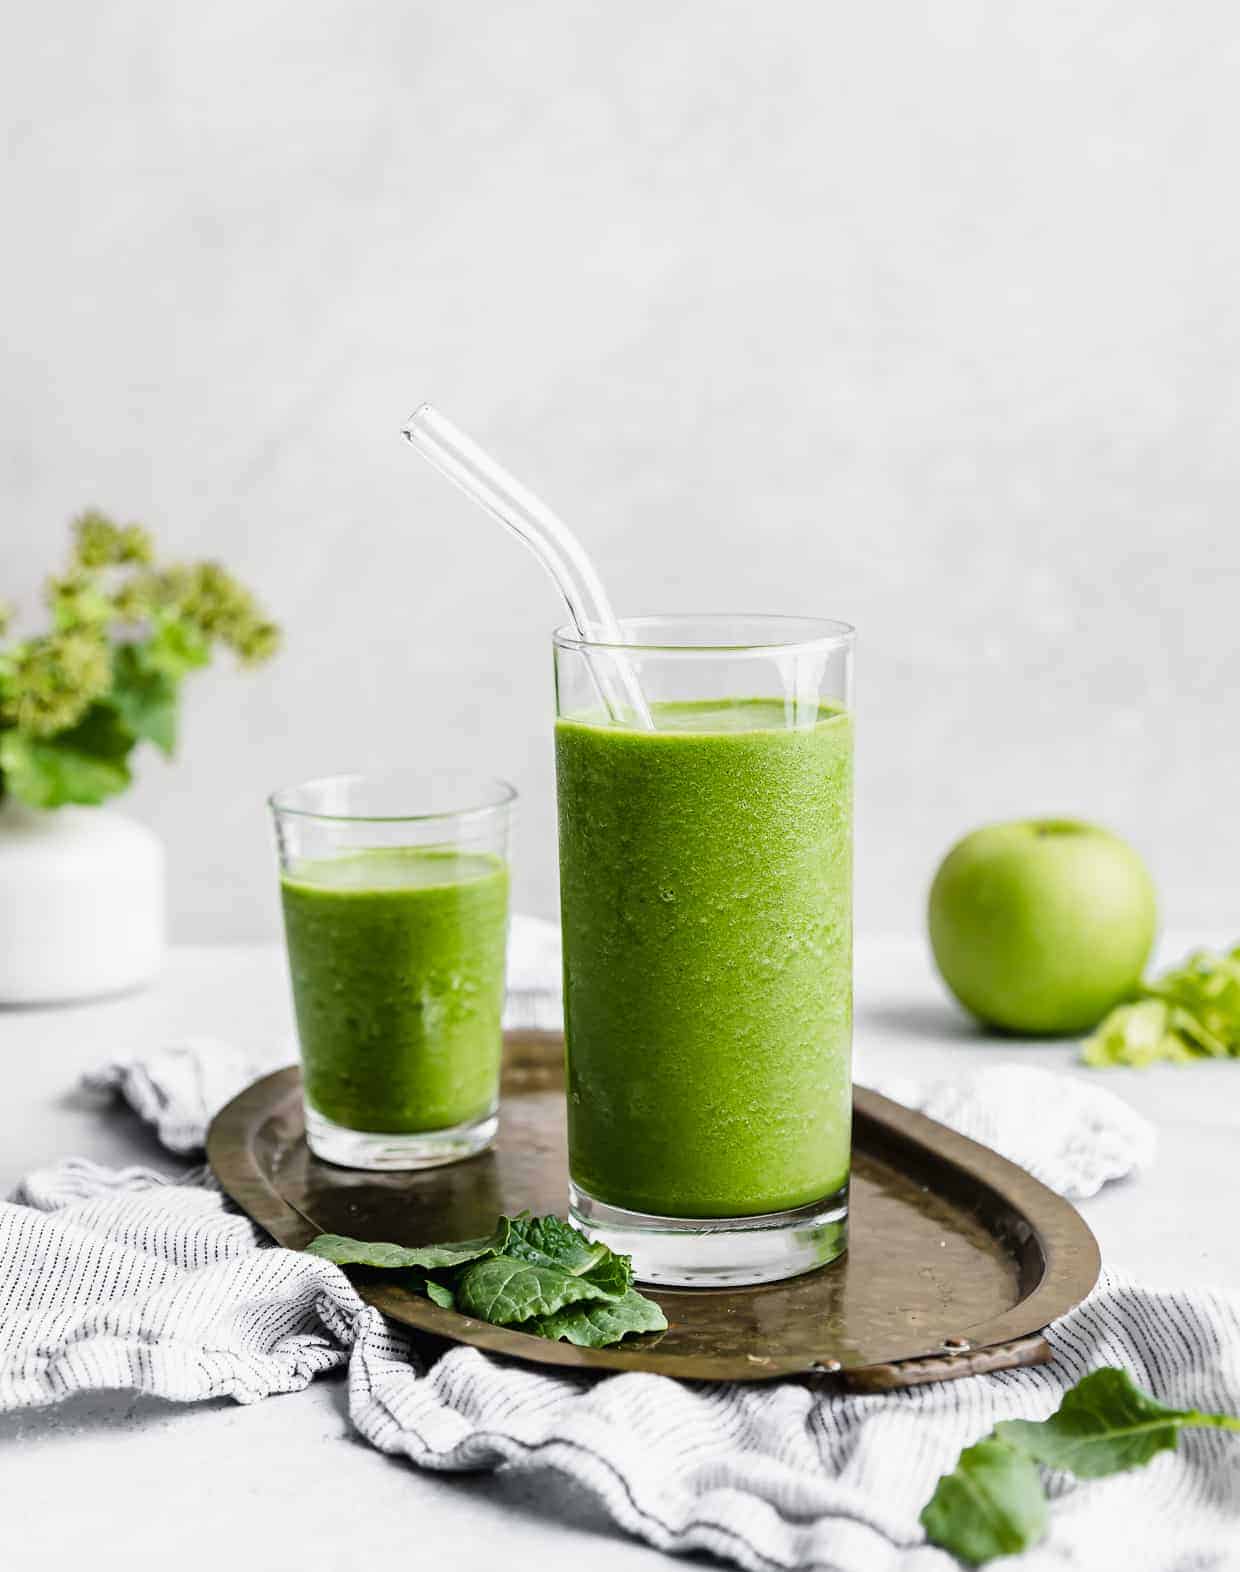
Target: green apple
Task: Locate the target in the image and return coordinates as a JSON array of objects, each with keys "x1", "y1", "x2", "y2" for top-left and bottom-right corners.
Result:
[{"x1": 928, "y1": 819, "x2": 1157, "y2": 1036}]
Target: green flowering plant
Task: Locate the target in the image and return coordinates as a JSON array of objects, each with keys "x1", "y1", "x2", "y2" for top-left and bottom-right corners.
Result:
[{"x1": 0, "y1": 511, "x2": 279, "y2": 809}]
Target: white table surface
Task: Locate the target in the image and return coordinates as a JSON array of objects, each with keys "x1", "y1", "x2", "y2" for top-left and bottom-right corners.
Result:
[{"x1": 3, "y1": 937, "x2": 1237, "y2": 1570}]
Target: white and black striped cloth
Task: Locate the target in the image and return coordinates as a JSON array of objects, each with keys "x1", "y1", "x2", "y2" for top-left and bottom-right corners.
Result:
[
  {"x1": 3, "y1": 1158, "x2": 1238, "y2": 1570},
  {"x1": 2, "y1": 928, "x2": 1238, "y2": 1569}
]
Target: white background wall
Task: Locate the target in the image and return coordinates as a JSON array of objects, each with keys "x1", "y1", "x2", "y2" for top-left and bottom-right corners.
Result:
[{"x1": 3, "y1": 2, "x2": 1237, "y2": 942}]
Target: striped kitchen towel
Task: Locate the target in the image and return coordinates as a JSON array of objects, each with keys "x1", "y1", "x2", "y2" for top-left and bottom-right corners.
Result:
[
  {"x1": 2, "y1": 1154, "x2": 1238, "y2": 1571},
  {"x1": 2, "y1": 925, "x2": 1234, "y2": 1570}
]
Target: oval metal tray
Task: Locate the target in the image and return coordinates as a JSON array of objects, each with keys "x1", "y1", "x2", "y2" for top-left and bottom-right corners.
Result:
[{"x1": 207, "y1": 1030, "x2": 1100, "y2": 1389}]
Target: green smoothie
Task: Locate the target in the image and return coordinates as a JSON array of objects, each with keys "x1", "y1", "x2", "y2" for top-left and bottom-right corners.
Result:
[
  {"x1": 555, "y1": 698, "x2": 852, "y2": 1218},
  {"x1": 280, "y1": 848, "x2": 508, "y2": 1133}
]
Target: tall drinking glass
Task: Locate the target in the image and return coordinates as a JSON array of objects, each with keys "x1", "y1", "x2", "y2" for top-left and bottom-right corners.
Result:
[
  {"x1": 270, "y1": 772, "x2": 515, "y2": 1171},
  {"x1": 554, "y1": 616, "x2": 854, "y2": 1286}
]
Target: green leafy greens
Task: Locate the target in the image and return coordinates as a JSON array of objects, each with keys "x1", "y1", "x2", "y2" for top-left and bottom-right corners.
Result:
[
  {"x1": 305, "y1": 1213, "x2": 667, "y2": 1350},
  {"x1": 306, "y1": 1226, "x2": 509, "y2": 1273},
  {"x1": 921, "y1": 1368, "x2": 1240, "y2": 1565},
  {"x1": 1082, "y1": 943, "x2": 1240, "y2": 1067},
  {"x1": 919, "y1": 1439, "x2": 1047, "y2": 1567},
  {"x1": 528, "y1": 1289, "x2": 669, "y2": 1348},
  {"x1": 994, "y1": 1367, "x2": 1240, "y2": 1477},
  {"x1": 0, "y1": 511, "x2": 279, "y2": 809}
]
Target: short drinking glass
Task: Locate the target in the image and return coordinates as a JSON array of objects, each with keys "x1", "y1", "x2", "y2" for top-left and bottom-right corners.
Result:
[
  {"x1": 270, "y1": 771, "x2": 515, "y2": 1171},
  {"x1": 554, "y1": 616, "x2": 853, "y2": 1286}
]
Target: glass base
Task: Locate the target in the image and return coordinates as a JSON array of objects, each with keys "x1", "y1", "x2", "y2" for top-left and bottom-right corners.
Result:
[
  {"x1": 568, "y1": 1180, "x2": 848, "y2": 1288},
  {"x1": 304, "y1": 1101, "x2": 497, "y2": 1171}
]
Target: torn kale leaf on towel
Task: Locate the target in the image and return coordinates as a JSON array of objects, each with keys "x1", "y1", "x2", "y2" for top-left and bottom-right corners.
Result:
[{"x1": 921, "y1": 1367, "x2": 1240, "y2": 1565}]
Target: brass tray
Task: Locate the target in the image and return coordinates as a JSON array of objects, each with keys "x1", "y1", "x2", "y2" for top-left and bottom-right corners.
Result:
[{"x1": 207, "y1": 1030, "x2": 1100, "y2": 1390}]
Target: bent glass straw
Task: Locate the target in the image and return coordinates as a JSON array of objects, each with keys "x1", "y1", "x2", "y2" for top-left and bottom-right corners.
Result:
[{"x1": 402, "y1": 404, "x2": 653, "y2": 729}]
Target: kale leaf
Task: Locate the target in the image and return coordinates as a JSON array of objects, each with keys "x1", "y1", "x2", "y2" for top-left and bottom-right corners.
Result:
[
  {"x1": 305, "y1": 1223, "x2": 509, "y2": 1272},
  {"x1": 994, "y1": 1366, "x2": 1240, "y2": 1479},
  {"x1": 919, "y1": 1439, "x2": 1047, "y2": 1566},
  {"x1": 305, "y1": 1213, "x2": 665, "y2": 1349},
  {"x1": 529, "y1": 1288, "x2": 671, "y2": 1348},
  {"x1": 921, "y1": 1367, "x2": 1240, "y2": 1565}
]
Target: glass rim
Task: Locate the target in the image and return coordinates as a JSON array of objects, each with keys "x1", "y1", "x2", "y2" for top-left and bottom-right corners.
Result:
[
  {"x1": 268, "y1": 770, "x2": 517, "y2": 825},
  {"x1": 552, "y1": 612, "x2": 855, "y2": 656}
]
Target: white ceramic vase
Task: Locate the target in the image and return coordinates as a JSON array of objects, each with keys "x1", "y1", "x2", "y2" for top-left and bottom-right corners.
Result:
[{"x1": 0, "y1": 798, "x2": 165, "y2": 1004}]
